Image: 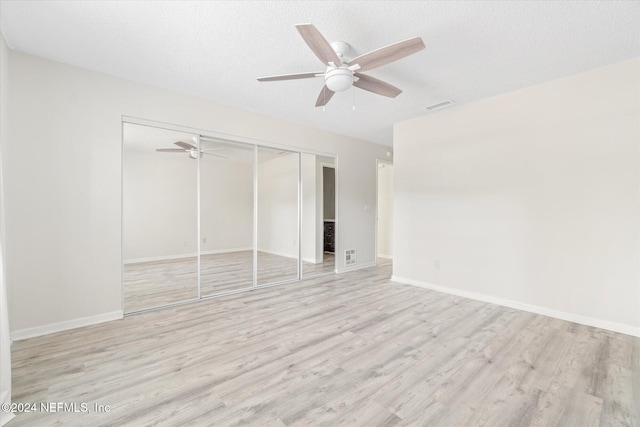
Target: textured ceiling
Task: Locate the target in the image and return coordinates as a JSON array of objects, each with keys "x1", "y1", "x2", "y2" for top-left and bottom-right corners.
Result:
[{"x1": 1, "y1": 1, "x2": 639, "y2": 146}]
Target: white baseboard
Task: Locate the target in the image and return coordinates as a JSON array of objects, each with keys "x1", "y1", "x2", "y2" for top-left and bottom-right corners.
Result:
[
  {"x1": 1, "y1": 412, "x2": 15, "y2": 427},
  {"x1": 124, "y1": 247, "x2": 252, "y2": 264},
  {"x1": 202, "y1": 247, "x2": 253, "y2": 256},
  {"x1": 257, "y1": 248, "x2": 298, "y2": 260},
  {"x1": 11, "y1": 310, "x2": 124, "y2": 341},
  {"x1": 377, "y1": 254, "x2": 393, "y2": 260},
  {"x1": 337, "y1": 262, "x2": 377, "y2": 274},
  {"x1": 126, "y1": 249, "x2": 320, "y2": 265},
  {"x1": 124, "y1": 253, "x2": 196, "y2": 264},
  {"x1": 391, "y1": 276, "x2": 640, "y2": 338}
]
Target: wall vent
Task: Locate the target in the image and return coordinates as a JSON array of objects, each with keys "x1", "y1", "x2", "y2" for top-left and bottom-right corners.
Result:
[
  {"x1": 345, "y1": 249, "x2": 356, "y2": 266},
  {"x1": 425, "y1": 100, "x2": 454, "y2": 111}
]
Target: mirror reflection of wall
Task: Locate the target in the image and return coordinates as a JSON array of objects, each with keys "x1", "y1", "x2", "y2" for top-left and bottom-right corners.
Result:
[
  {"x1": 123, "y1": 120, "x2": 338, "y2": 313},
  {"x1": 257, "y1": 147, "x2": 300, "y2": 286},
  {"x1": 200, "y1": 138, "x2": 255, "y2": 296},
  {"x1": 123, "y1": 124, "x2": 199, "y2": 313},
  {"x1": 301, "y1": 154, "x2": 336, "y2": 278}
]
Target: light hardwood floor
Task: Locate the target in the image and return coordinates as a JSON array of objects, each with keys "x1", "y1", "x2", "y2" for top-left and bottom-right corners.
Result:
[
  {"x1": 124, "y1": 251, "x2": 336, "y2": 313},
  {"x1": 11, "y1": 260, "x2": 640, "y2": 426}
]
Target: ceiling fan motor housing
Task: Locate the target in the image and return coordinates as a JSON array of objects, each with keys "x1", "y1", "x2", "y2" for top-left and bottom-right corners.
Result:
[
  {"x1": 189, "y1": 149, "x2": 203, "y2": 159},
  {"x1": 330, "y1": 41, "x2": 351, "y2": 59},
  {"x1": 325, "y1": 68, "x2": 354, "y2": 92}
]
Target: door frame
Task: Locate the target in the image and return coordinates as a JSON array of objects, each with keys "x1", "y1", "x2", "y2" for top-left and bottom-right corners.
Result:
[{"x1": 375, "y1": 159, "x2": 393, "y2": 264}]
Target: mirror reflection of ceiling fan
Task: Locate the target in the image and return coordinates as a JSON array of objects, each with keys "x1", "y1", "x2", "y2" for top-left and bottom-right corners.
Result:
[
  {"x1": 257, "y1": 23, "x2": 425, "y2": 107},
  {"x1": 155, "y1": 141, "x2": 230, "y2": 159}
]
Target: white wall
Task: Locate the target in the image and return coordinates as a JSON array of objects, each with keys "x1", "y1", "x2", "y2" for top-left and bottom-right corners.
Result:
[
  {"x1": 123, "y1": 150, "x2": 253, "y2": 261},
  {"x1": 301, "y1": 153, "x2": 318, "y2": 263},
  {"x1": 0, "y1": 32, "x2": 16, "y2": 427},
  {"x1": 3, "y1": 49, "x2": 388, "y2": 334},
  {"x1": 377, "y1": 163, "x2": 393, "y2": 258},
  {"x1": 393, "y1": 58, "x2": 640, "y2": 336},
  {"x1": 200, "y1": 157, "x2": 253, "y2": 254},
  {"x1": 123, "y1": 150, "x2": 198, "y2": 260}
]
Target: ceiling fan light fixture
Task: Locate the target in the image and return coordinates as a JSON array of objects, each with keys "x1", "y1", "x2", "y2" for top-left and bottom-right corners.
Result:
[
  {"x1": 189, "y1": 149, "x2": 202, "y2": 159},
  {"x1": 325, "y1": 68, "x2": 353, "y2": 92},
  {"x1": 258, "y1": 24, "x2": 425, "y2": 106}
]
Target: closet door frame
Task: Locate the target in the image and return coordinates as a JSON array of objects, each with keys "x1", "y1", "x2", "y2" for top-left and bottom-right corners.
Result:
[{"x1": 121, "y1": 116, "x2": 337, "y2": 314}]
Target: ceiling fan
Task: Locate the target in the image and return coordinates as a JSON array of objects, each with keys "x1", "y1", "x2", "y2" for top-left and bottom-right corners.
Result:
[
  {"x1": 257, "y1": 24, "x2": 425, "y2": 107},
  {"x1": 155, "y1": 141, "x2": 229, "y2": 159}
]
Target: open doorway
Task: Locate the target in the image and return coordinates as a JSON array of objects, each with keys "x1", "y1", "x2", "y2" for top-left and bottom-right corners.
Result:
[
  {"x1": 376, "y1": 160, "x2": 393, "y2": 265},
  {"x1": 300, "y1": 155, "x2": 336, "y2": 277},
  {"x1": 321, "y1": 163, "x2": 336, "y2": 262}
]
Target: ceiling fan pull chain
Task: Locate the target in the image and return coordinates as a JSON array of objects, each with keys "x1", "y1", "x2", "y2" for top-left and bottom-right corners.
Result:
[{"x1": 353, "y1": 86, "x2": 356, "y2": 111}]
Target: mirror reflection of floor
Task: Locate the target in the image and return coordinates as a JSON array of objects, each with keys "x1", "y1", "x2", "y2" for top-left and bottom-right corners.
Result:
[
  {"x1": 124, "y1": 257, "x2": 198, "y2": 313},
  {"x1": 124, "y1": 251, "x2": 336, "y2": 313}
]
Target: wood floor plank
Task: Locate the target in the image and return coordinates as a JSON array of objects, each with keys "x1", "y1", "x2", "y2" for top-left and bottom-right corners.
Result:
[{"x1": 10, "y1": 259, "x2": 640, "y2": 426}]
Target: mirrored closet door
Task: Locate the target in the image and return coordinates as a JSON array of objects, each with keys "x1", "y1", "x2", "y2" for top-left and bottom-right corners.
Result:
[
  {"x1": 257, "y1": 146, "x2": 300, "y2": 286},
  {"x1": 122, "y1": 123, "x2": 199, "y2": 312},
  {"x1": 200, "y1": 137, "x2": 255, "y2": 296},
  {"x1": 123, "y1": 119, "x2": 337, "y2": 314}
]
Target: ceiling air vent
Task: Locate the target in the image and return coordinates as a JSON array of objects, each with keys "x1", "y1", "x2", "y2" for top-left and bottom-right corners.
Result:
[{"x1": 425, "y1": 100, "x2": 454, "y2": 112}]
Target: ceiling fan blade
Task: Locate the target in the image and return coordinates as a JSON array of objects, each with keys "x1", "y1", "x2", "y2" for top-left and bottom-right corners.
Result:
[
  {"x1": 202, "y1": 152, "x2": 230, "y2": 159},
  {"x1": 155, "y1": 148, "x2": 186, "y2": 153},
  {"x1": 353, "y1": 73, "x2": 402, "y2": 98},
  {"x1": 348, "y1": 37, "x2": 425, "y2": 72},
  {"x1": 315, "y1": 85, "x2": 335, "y2": 107},
  {"x1": 200, "y1": 147, "x2": 225, "y2": 151},
  {"x1": 295, "y1": 24, "x2": 342, "y2": 67},
  {"x1": 257, "y1": 72, "x2": 323, "y2": 82},
  {"x1": 174, "y1": 141, "x2": 196, "y2": 150}
]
